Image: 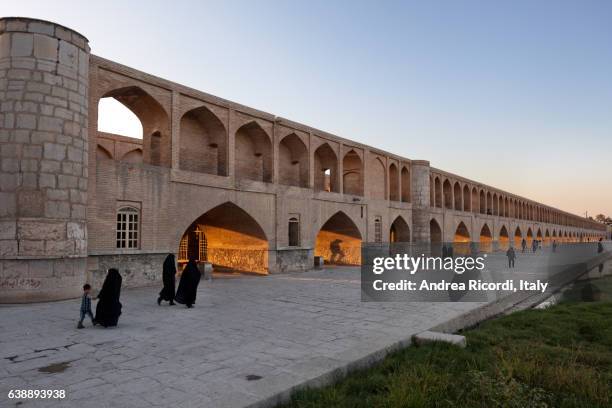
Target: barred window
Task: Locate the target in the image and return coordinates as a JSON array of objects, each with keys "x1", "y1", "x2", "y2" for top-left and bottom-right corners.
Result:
[
  {"x1": 178, "y1": 235, "x2": 188, "y2": 262},
  {"x1": 288, "y1": 217, "x2": 300, "y2": 247},
  {"x1": 374, "y1": 216, "x2": 382, "y2": 243},
  {"x1": 116, "y1": 207, "x2": 139, "y2": 249}
]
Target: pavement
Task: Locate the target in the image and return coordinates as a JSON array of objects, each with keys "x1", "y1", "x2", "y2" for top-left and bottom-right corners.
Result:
[{"x1": 0, "y1": 243, "x2": 608, "y2": 408}]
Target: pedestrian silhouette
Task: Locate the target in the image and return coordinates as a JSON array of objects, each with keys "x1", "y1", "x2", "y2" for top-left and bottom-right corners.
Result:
[
  {"x1": 506, "y1": 247, "x2": 516, "y2": 268},
  {"x1": 330, "y1": 239, "x2": 345, "y2": 263}
]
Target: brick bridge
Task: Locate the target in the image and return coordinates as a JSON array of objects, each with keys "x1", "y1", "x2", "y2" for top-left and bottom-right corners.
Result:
[{"x1": 0, "y1": 17, "x2": 606, "y2": 302}]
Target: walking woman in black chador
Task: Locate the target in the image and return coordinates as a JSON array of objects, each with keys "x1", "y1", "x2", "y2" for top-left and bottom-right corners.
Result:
[
  {"x1": 174, "y1": 259, "x2": 201, "y2": 308},
  {"x1": 95, "y1": 268, "x2": 122, "y2": 327},
  {"x1": 158, "y1": 254, "x2": 176, "y2": 306}
]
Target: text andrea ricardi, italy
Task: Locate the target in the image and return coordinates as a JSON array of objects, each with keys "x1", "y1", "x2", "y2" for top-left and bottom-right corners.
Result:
[{"x1": 368, "y1": 254, "x2": 549, "y2": 294}]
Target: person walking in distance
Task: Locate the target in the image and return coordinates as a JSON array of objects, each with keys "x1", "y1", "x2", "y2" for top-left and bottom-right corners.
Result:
[{"x1": 506, "y1": 246, "x2": 516, "y2": 268}]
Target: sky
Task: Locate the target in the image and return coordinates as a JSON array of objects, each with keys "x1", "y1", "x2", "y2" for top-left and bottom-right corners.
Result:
[{"x1": 6, "y1": 0, "x2": 612, "y2": 217}]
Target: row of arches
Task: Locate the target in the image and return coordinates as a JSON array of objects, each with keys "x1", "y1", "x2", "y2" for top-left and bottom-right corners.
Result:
[
  {"x1": 429, "y1": 175, "x2": 600, "y2": 230},
  {"x1": 177, "y1": 201, "x2": 418, "y2": 272},
  {"x1": 429, "y1": 218, "x2": 603, "y2": 253},
  {"x1": 96, "y1": 86, "x2": 411, "y2": 201}
]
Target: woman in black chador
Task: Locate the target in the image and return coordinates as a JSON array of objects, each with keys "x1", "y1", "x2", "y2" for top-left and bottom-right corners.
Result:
[
  {"x1": 157, "y1": 254, "x2": 176, "y2": 306},
  {"x1": 174, "y1": 259, "x2": 201, "y2": 308},
  {"x1": 95, "y1": 268, "x2": 122, "y2": 327}
]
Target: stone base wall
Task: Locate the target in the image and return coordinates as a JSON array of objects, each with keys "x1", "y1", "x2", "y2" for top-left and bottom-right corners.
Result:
[
  {"x1": 275, "y1": 248, "x2": 313, "y2": 273},
  {"x1": 86, "y1": 253, "x2": 168, "y2": 294},
  {"x1": 0, "y1": 257, "x2": 86, "y2": 303}
]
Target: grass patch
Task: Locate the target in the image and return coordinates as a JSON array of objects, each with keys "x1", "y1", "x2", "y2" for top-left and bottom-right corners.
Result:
[{"x1": 280, "y1": 301, "x2": 612, "y2": 407}]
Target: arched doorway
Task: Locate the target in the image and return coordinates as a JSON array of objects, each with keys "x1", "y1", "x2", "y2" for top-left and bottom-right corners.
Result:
[
  {"x1": 390, "y1": 216, "x2": 410, "y2": 243},
  {"x1": 430, "y1": 219, "x2": 442, "y2": 256},
  {"x1": 315, "y1": 212, "x2": 362, "y2": 265},
  {"x1": 514, "y1": 227, "x2": 522, "y2": 248},
  {"x1": 480, "y1": 224, "x2": 493, "y2": 253},
  {"x1": 499, "y1": 225, "x2": 509, "y2": 251},
  {"x1": 178, "y1": 202, "x2": 268, "y2": 274},
  {"x1": 454, "y1": 221, "x2": 470, "y2": 255},
  {"x1": 526, "y1": 228, "x2": 533, "y2": 247}
]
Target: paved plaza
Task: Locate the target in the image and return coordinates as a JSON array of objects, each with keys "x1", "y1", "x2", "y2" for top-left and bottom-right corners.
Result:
[
  {"x1": 2, "y1": 243, "x2": 608, "y2": 408},
  {"x1": 1, "y1": 266, "x2": 481, "y2": 408}
]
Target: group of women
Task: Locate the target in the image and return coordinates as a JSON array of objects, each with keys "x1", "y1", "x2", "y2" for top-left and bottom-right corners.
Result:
[
  {"x1": 94, "y1": 254, "x2": 202, "y2": 328},
  {"x1": 158, "y1": 254, "x2": 202, "y2": 308}
]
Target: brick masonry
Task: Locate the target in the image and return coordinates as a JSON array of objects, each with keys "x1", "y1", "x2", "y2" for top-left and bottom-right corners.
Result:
[
  {"x1": 0, "y1": 18, "x2": 89, "y2": 302},
  {"x1": 0, "y1": 17, "x2": 606, "y2": 303}
]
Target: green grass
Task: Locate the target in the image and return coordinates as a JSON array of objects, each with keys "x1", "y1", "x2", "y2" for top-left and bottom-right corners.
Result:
[{"x1": 280, "y1": 301, "x2": 612, "y2": 408}]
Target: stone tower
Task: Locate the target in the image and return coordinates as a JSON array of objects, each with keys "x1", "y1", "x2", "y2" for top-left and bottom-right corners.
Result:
[
  {"x1": 410, "y1": 160, "x2": 432, "y2": 243},
  {"x1": 0, "y1": 18, "x2": 90, "y2": 302}
]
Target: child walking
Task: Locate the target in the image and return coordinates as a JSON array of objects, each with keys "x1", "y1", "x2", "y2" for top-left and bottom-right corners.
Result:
[{"x1": 77, "y1": 284, "x2": 96, "y2": 329}]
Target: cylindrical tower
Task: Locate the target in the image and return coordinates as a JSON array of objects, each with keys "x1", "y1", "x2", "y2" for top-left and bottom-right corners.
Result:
[
  {"x1": 410, "y1": 160, "x2": 432, "y2": 243},
  {"x1": 0, "y1": 17, "x2": 90, "y2": 303}
]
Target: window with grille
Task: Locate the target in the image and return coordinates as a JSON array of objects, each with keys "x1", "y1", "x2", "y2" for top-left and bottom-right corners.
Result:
[
  {"x1": 288, "y1": 217, "x2": 300, "y2": 246},
  {"x1": 374, "y1": 217, "x2": 382, "y2": 243},
  {"x1": 178, "y1": 235, "x2": 188, "y2": 262},
  {"x1": 116, "y1": 207, "x2": 139, "y2": 249},
  {"x1": 198, "y1": 232, "x2": 208, "y2": 261}
]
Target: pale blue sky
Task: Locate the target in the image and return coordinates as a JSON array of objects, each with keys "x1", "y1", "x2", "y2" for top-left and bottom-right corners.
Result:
[{"x1": 6, "y1": 0, "x2": 612, "y2": 216}]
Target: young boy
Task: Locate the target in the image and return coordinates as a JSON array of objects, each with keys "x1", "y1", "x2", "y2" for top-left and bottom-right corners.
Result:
[{"x1": 77, "y1": 284, "x2": 96, "y2": 329}]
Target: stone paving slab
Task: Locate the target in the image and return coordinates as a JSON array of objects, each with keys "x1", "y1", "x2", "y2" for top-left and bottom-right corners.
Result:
[{"x1": 0, "y1": 266, "x2": 481, "y2": 408}]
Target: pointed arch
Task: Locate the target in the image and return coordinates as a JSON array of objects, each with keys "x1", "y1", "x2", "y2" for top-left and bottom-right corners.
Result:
[
  {"x1": 279, "y1": 133, "x2": 309, "y2": 187},
  {"x1": 390, "y1": 216, "x2": 410, "y2": 243},
  {"x1": 400, "y1": 166, "x2": 410, "y2": 202},
  {"x1": 463, "y1": 185, "x2": 471, "y2": 212},
  {"x1": 98, "y1": 96, "x2": 143, "y2": 139},
  {"x1": 526, "y1": 227, "x2": 533, "y2": 246},
  {"x1": 389, "y1": 163, "x2": 399, "y2": 201},
  {"x1": 235, "y1": 121, "x2": 273, "y2": 183},
  {"x1": 179, "y1": 105, "x2": 227, "y2": 176},
  {"x1": 492, "y1": 193, "x2": 498, "y2": 215},
  {"x1": 342, "y1": 149, "x2": 363, "y2": 196},
  {"x1": 96, "y1": 144, "x2": 112, "y2": 160},
  {"x1": 99, "y1": 86, "x2": 170, "y2": 166},
  {"x1": 121, "y1": 148, "x2": 143, "y2": 164},
  {"x1": 471, "y1": 187, "x2": 478, "y2": 213},
  {"x1": 315, "y1": 211, "x2": 362, "y2": 265},
  {"x1": 370, "y1": 157, "x2": 386, "y2": 199},
  {"x1": 499, "y1": 225, "x2": 509, "y2": 250},
  {"x1": 178, "y1": 201, "x2": 268, "y2": 273},
  {"x1": 452, "y1": 221, "x2": 470, "y2": 255},
  {"x1": 480, "y1": 223, "x2": 493, "y2": 253},
  {"x1": 314, "y1": 143, "x2": 339, "y2": 192},
  {"x1": 479, "y1": 190, "x2": 486, "y2": 214},
  {"x1": 514, "y1": 226, "x2": 523, "y2": 247},
  {"x1": 443, "y1": 179, "x2": 452, "y2": 209},
  {"x1": 430, "y1": 219, "x2": 442, "y2": 243},
  {"x1": 453, "y1": 182, "x2": 462, "y2": 211},
  {"x1": 434, "y1": 177, "x2": 442, "y2": 208}
]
